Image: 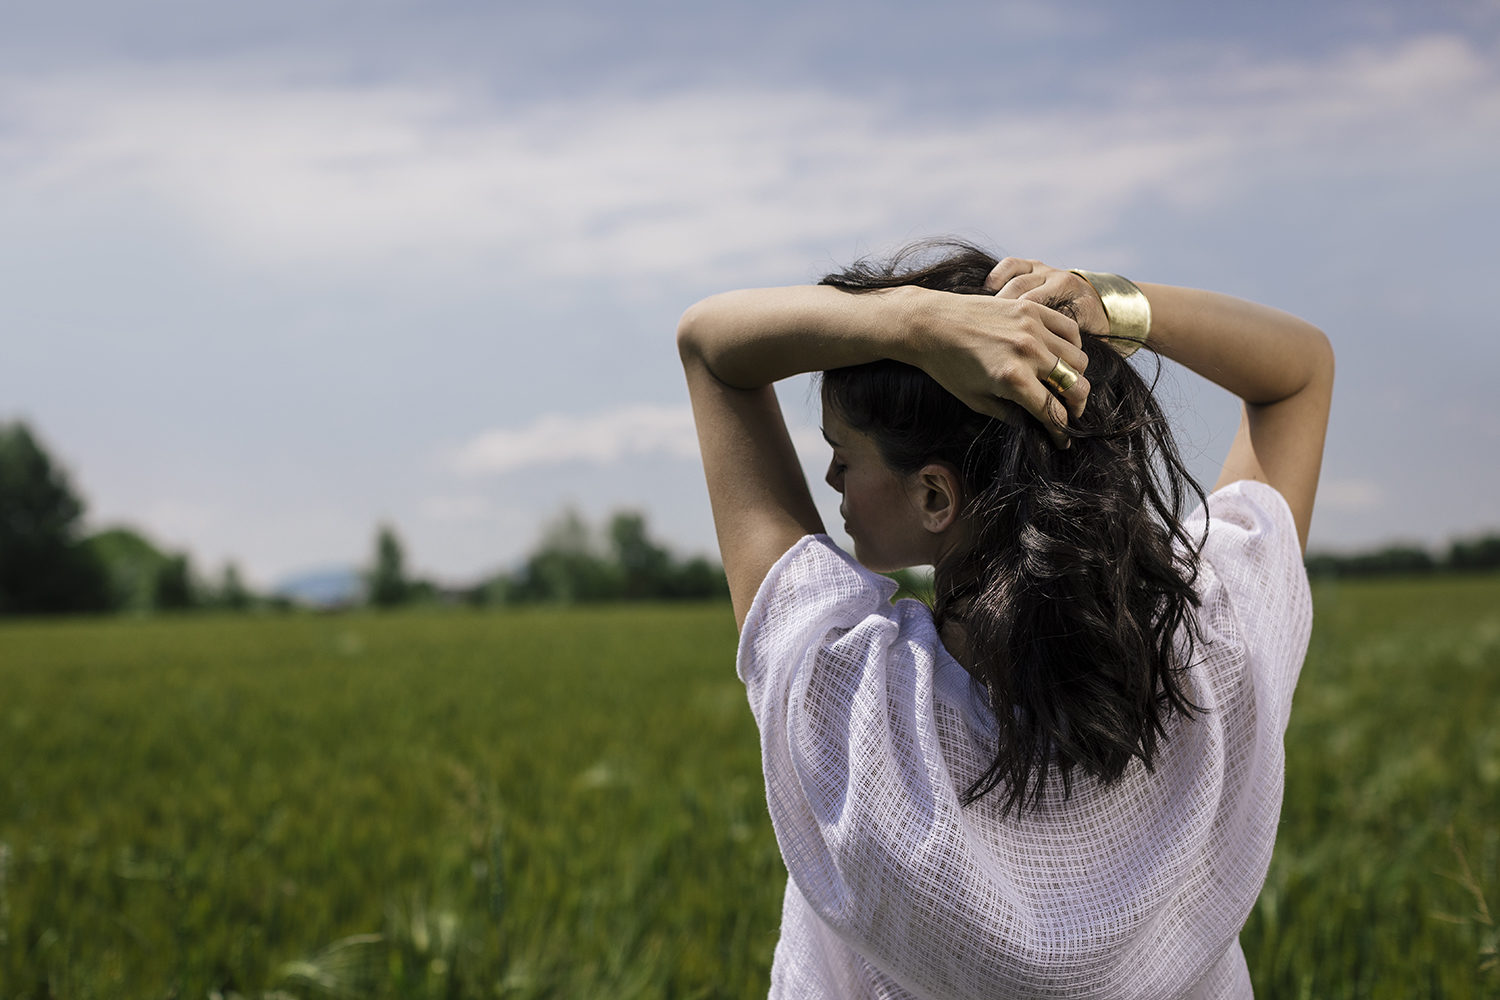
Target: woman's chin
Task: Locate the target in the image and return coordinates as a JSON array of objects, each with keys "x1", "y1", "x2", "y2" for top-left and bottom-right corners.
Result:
[{"x1": 851, "y1": 544, "x2": 895, "y2": 574}]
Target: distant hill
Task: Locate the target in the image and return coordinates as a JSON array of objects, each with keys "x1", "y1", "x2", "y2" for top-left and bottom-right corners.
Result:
[{"x1": 273, "y1": 567, "x2": 363, "y2": 608}]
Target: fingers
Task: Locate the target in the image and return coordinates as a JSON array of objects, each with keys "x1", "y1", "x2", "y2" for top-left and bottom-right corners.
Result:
[
  {"x1": 1033, "y1": 299, "x2": 1086, "y2": 353},
  {"x1": 1042, "y1": 356, "x2": 1091, "y2": 423},
  {"x1": 976, "y1": 397, "x2": 1025, "y2": 428},
  {"x1": 961, "y1": 262, "x2": 1097, "y2": 446},
  {"x1": 994, "y1": 272, "x2": 1046, "y2": 299},
  {"x1": 1033, "y1": 356, "x2": 1093, "y2": 447},
  {"x1": 966, "y1": 351, "x2": 1090, "y2": 449},
  {"x1": 1004, "y1": 378, "x2": 1075, "y2": 449},
  {"x1": 989, "y1": 256, "x2": 1110, "y2": 344},
  {"x1": 984, "y1": 256, "x2": 1041, "y2": 293},
  {"x1": 1017, "y1": 273, "x2": 1110, "y2": 339},
  {"x1": 992, "y1": 300, "x2": 1090, "y2": 441},
  {"x1": 990, "y1": 263, "x2": 1087, "y2": 352},
  {"x1": 996, "y1": 301, "x2": 1089, "y2": 384}
]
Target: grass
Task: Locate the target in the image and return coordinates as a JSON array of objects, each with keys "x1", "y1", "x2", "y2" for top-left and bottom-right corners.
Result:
[
  {"x1": 1243, "y1": 575, "x2": 1500, "y2": 998},
  {"x1": 0, "y1": 576, "x2": 1497, "y2": 998}
]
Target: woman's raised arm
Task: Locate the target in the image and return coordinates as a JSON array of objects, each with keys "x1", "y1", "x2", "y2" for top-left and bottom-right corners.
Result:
[
  {"x1": 989, "y1": 260, "x2": 1334, "y2": 550},
  {"x1": 1138, "y1": 282, "x2": 1333, "y2": 550},
  {"x1": 678, "y1": 283, "x2": 1088, "y2": 625}
]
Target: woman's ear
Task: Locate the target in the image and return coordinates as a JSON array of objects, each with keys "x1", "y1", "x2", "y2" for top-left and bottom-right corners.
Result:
[{"x1": 911, "y1": 463, "x2": 963, "y2": 534}]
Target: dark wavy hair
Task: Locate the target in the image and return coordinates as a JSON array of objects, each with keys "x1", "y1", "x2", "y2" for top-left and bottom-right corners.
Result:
[{"x1": 819, "y1": 240, "x2": 1207, "y2": 815}]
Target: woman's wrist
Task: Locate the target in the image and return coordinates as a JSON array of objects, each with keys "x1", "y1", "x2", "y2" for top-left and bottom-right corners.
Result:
[
  {"x1": 679, "y1": 284, "x2": 936, "y2": 389},
  {"x1": 876, "y1": 284, "x2": 939, "y2": 368},
  {"x1": 1135, "y1": 282, "x2": 1331, "y2": 404},
  {"x1": 1070, "y1": 270, "x2": 1150, "y2": 356}
]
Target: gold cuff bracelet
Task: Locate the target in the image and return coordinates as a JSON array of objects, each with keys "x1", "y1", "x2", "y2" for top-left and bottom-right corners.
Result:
[{"x1": 1070, "y1": 270, "x2": 1151, "y2": 358}]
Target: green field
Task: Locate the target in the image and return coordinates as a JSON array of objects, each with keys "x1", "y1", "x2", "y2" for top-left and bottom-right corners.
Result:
[{"x1": 1, "y1": 576, "x2": 1497, "y2": 998}]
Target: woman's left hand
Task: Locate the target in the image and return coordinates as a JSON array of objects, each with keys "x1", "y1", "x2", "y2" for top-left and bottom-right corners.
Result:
[
  {"x1": 908, "y1": 288, "x2": 1091, "y2": 447},
  {"x1": 985, "y1": 258, "x2": 1110, "y2": 338}
]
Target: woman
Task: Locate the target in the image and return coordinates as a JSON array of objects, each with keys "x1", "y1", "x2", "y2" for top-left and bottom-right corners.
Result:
[{"x1": 677, "y1": 242, "x2": 1333, "y2": 999}]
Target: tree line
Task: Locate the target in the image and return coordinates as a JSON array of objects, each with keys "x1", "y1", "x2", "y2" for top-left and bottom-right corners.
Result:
[
  {"x1": 7, "y1": 418, "x2": 1500, "y2": 616},
  {"x1": 367, "y1": 508, "x2": 729, "y2": 610},
  {"x1": 0, "y1": 420, "x2": 726, "y2": 616},
  {"x1": 1304, "y1": 537, "x2": 1500, "y2": 578}
]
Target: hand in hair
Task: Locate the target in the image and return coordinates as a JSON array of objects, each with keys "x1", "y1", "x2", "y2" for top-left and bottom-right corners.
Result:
[
  {"x1": 808, "y1": 242, "x2": 1096, "y2": 446},
  {"x1": 986, "y1": 257, "x2": 1110, "y2": 336},
  {"x1": 986, "y1": 254, "x2": 1333, "y2": 549},
  {"x1": 907, "y1": 291, "x2": 1092, "y2": 443}
]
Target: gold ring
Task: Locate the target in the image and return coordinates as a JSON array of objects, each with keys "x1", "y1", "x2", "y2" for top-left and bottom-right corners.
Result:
[{"x1": 1044, "y1": 357, "x2": 1080, "y2": 395}]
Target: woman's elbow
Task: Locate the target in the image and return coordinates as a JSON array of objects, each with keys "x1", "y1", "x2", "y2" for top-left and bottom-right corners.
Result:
[
  {"x1": 676, "y1": 299, "x2": 711, "y2": 368},
  {"x1": 1307, "y1": 323, "x2": 1335, "y2": 394},
  {"x1": 1282, "y1": 317, "x2": 1334, "y2": 399}
]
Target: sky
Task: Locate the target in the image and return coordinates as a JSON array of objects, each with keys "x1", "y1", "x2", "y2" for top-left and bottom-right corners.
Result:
[{"x1": 2, "y1": 0, "x2": 1498, "y2": 588}]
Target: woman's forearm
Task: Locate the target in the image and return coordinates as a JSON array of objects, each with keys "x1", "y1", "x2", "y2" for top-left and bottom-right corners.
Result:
[
  {"x1": 1134, "y1": 281, "x2": 1333, "y2": 546},
  {"x1": 679, "y1": 282, "x2": 1091, "y2": 445},
  {"x1": 676, "y1": 284, "x2": 927, "y2": 388},
  {"x1": 1137, "y1": 283, "x2": 1333, "y2": 406},
  {"x1": 990, "y1": 258, "x2": 1332, "y2": 543}
]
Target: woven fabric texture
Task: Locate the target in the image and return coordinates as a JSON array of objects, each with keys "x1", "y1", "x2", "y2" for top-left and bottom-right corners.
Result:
[{"x1": 736, "y1": 480, "x2": 1312, "y2": 999}]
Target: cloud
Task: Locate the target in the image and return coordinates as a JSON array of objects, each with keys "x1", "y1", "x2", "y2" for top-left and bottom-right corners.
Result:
[
  {"x1": 450, "y1": 404, "x2": 700, "y2": 476},
  {"x1": 3, "y1": 32, "x2": 1495, "y2": 285}
]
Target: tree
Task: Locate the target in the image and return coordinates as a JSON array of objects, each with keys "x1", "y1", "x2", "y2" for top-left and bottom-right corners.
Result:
[
  {"x1": 1447, "y1": 534, "x2": 1500, "y2": 572},
  {"x1": 153, "y1": 553, "x2": 198, "y2": 610},
  {"x1": 495, "y1": 508, "x2": 728, "y2": 604},
  {"x1": 368, "y1": 524, "x2": 412, "y2": 607},
  {"x1": 0, "y1": 421, "x2": 110, "y2": 614},
  {"x1": 83, "y1": 527, "x2": 170, "y2": 612},
  {"x1": 514, "y1": 509, "x2": 621, "y2": 603},
  {"x1": 609, "y1": 511, "x2": 672, "y2": 600},
  {"x1": 663, "y1": 554, "x2": 731, "y2": 600},
  {"x1": 218, "y1": 562, "x2": 253, "y2": 610}
]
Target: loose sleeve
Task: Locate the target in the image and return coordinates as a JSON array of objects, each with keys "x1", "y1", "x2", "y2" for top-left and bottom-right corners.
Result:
[
  {"x1": 736, "y1": 538, "x2": 1007, "y2": 997},
  {"x1": 737, "y1": 534, "x2": 899, "y2": 724},
  {"x1": 1187, "y1": 480, "x2": 1313, "y2": 736},
  {"x1": 736, "y1": 536, "x2": 939, "y2": 944}
]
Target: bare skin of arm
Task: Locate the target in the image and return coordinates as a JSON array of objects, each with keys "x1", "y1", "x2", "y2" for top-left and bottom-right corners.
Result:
[
  {"x1": 989, "y1": 260, "x2": 1334, "y2": 550},
  {"x1": 1140, "y1": 282, "x2": 1334, "y2": 548}
]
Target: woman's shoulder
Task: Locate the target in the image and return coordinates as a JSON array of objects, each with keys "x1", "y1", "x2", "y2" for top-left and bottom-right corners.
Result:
[
  {"x1": 740, "y1": 534, "x2": 899, "y2": 635},
  {"x1": 1186, "y1": 480, "x2": 1307, "y2": 595},
  {"x1": 1192, "y1": 479, "x2": 1298, "y2": 538},
  {"x1": 735, "y1": 534, "x2": 947, "y2": 711},
  {"x1": 1186, "y1": 480, "x2": 1313, "y2": 733}
]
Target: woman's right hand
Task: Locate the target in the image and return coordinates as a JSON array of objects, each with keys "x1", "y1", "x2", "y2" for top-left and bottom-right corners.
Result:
[
  {"x1": 985, "y1": 257, "x2": 1112, "y2": 338},
  {"x1": 977, "y1": 258, "x2": 1334, "y2": 550}
]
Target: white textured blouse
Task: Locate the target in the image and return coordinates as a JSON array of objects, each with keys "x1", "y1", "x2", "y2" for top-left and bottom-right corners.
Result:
[{"x1": 736, "y1": 481, "x2": 1312, "y2": 999}]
